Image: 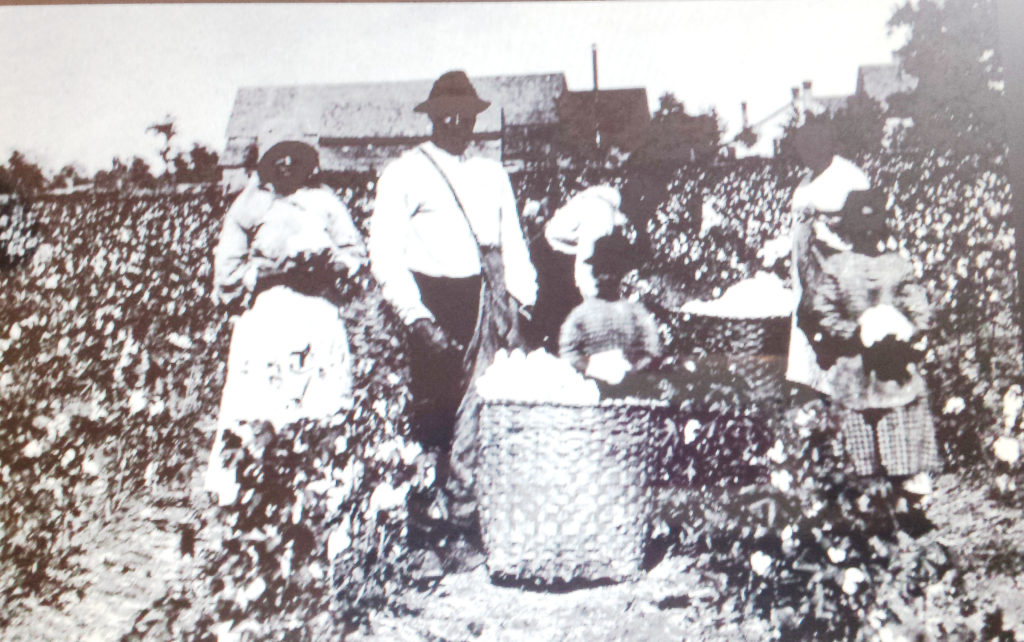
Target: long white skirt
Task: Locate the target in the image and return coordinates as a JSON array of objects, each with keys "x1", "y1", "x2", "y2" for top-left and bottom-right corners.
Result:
[{"x1": 204, "y1": 286, "x2": 354, "y2": 505}]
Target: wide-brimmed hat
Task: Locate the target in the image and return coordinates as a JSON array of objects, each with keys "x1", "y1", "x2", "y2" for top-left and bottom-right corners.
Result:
[
  {"x1": 414, "y1": 71, "x2": 491, "y2": 116},
  {"x1": 255, "y1": 117, "x2": 319, "y2": 192},
  {"x1": 257, "y1": 141, "x2": 319, "y2": 186}
]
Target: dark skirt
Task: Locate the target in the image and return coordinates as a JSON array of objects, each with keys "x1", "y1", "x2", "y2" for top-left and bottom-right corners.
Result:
[{"x1": 529, "y1": 240, "x2": 581, "y2": 352}]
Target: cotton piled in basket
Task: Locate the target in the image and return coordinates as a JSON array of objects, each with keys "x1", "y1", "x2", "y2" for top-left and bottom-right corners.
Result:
[
  {"x1": 475, "y1": 348, "x2": 600, "y2": 404},
  {"x1": 681, "y1": 271, "x2": 795, "y2": 318},
  {"x1": 676, "y1": 272, "x2": 793, "y2": 403},
  {"x1": 473, "y1": 349, "x2": 669, "y2": 586}
]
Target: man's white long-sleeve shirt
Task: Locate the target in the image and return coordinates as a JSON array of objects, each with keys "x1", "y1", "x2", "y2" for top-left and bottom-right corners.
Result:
[{"x1": 368, "y1": 142, "x2": 537, "y2": 325}]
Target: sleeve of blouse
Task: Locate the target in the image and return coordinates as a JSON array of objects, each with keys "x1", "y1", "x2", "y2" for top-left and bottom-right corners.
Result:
[
  {"x1": 896, "y1": 264, "x2": 932, "y2": 334},
  {"x1": 810, "y1": 267, "x2": 859, "y2": 343},
  {"x1": 498, "y1": 169, "x2": 538, "y2": 307},
  {"x1": 639, "y1": 306, "x2": 662, "y2": 363},
  {"x1": 212, "y1": 180, "x2": 260, "y2": 307},
  {"x1": 323, "y1": 190, "x2": 368, "y2": 275},
  {"x1": 367, "y1": 161, "x2": 434, "y2": 325},
  {"x1": 558, "y1": 307, "x2": 588, "y2": 372}
]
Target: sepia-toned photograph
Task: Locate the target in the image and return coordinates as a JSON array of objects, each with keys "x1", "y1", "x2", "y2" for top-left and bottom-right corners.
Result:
[{"x1": 1, "y1": 1, "x2": 1022, "y2": 639}]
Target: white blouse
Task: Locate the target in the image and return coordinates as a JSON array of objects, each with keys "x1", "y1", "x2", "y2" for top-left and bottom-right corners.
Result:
[{"x1": 213, "y1": 175, "x2": 366, "y2": 306}]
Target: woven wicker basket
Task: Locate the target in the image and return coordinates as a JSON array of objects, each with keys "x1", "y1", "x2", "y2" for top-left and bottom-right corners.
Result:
[
  {"x1": 675, "y1": 312, "x2": 791, "y2": 357},
  {"x1": 475, "y1": 399, "x2": 671, "y2": 585},
  {"x1": 674, "y1": 313, "x2": 791, "y2": 403}
]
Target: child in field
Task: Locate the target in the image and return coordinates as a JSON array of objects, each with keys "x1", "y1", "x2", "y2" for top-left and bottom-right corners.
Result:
[{"x1": 558, "y1": 232, "x2": 662, "y2": 398}]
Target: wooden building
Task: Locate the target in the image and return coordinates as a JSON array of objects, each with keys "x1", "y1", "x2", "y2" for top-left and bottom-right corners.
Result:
[{"x1": 220, "y1": 73, "x2": 650, "y2": 190}]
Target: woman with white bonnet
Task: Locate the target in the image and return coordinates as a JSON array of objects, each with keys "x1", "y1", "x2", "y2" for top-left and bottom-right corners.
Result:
[
  {"x1": 786, "y1": 118, "x2": 871, "y2": 396},
  {"x1": 204, "y1": 117, "x2": 367, "y2": 505}
]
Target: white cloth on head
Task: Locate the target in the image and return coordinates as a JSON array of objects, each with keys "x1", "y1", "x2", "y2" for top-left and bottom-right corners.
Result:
[
  {"x1": 785, "y1": 155, "x2": 870, "y2": 393},
  {"x1": 543, "y1": 184, "x2": 628, "y2": 298},
  {"x1": 367, "y1": 142, "x2": 537, "y2": 325},
  {"x1": 791, "y1": 156, "x2": 871, "y2": 213}
]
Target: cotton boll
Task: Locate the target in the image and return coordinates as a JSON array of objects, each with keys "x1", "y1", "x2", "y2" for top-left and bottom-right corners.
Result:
[
  {"x1": 368, "y1": 482, "x2": 408, "y2": 514},
  {"x1": 770, "y1": 470, "x2": 793, "y2": 492},
  {"x1": 993, "y1": 436, "x2": 1020, "y2": 464},
  {"x1": 943, "y1": 397, "x2": 965, "y2": 415},
  {"x1": 683, "y1": 419, "x2": 701, "y2": 445},
  {"x1": 681, "y1": 272, "x2": 794, "y2": 318},
  {"x1": 1003, "y1": 385, "x2": 1023, "y2": 430},
  {"x1": 586, "y1": 350, "x2": 631, "y2": 385},
  {"x1": 22, "y1": 440, "x2": 43, "y2": 458},
  {"x1": 766, "y1": 440, "x2": 786, "y2": 464},
  {"x1": 842, "y1": 567, "x2": 866, "y2": 595},
  {"x1": 859, "y1": 305, "x2": 914, "y2": 346},
  {"x1": 327, "y1": 521, "x2": 351, "y2": 559},
  {"x1": 750, "y1": 551, "x2": 773, "y2": 576}
]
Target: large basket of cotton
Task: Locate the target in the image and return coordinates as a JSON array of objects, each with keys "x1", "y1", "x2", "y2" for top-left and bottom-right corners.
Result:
[
  {"x1": 676, "y1": 272, "x2": 793, "y2": 403},
  {"x1": 474, "y1": 350, "x2": 671, "y2": 585}
]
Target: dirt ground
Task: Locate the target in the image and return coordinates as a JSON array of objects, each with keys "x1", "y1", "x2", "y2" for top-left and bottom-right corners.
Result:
[{"x1": 3, "y1": 472, "x2": 1024, "y2": 641}]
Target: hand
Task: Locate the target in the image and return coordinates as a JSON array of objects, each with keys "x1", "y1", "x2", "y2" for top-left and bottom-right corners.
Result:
[{"x1": 411, "y1": 318, "x2": 458, "y2": 353}]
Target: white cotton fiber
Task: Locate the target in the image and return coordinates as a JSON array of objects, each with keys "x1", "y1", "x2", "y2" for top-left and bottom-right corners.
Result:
[
  {"x1": 476, "y1": 349, "x2": 600, "y2": 404},
  {"x1": 680, "y1": 271, "x2": 795, "y2": 318},
  {"x1": 858, "y1": 304, "x2": 915, "y2": 347}
]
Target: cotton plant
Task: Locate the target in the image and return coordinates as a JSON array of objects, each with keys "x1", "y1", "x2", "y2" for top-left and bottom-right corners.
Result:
[{"x1": 989, "y1": 385, "x2": 1024, "y2": 497}]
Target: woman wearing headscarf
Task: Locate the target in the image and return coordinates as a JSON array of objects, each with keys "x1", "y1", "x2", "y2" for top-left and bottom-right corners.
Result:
[
  {"x1": 786, "y1": 120, "x2": 871, "y2": 396},
  {"x1": 204, "y1": 120, "x2": 367, "y2": 506},
  {"x1": 808, "y1": 188, "x2": 940, "y2": 482}
]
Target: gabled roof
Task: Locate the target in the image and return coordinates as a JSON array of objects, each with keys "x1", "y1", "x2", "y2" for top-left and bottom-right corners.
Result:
[
  {"x1": 856, "y1": 64, "x2": 918, "y2": 109},
  {"x1": 810, "y1": 94, "x2": 849, "y2": 116},
  {"x1": 222, "y1": 73, "x2": 568, "y2": 165}
]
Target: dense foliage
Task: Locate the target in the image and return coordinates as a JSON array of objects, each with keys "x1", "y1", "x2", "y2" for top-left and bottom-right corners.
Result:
[{"x1": 0, "y1": 142, "x2": 1019, "y2": 638}]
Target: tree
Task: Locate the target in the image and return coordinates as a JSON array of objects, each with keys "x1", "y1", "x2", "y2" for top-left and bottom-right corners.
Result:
[
  {"x1": 93, "y1": 156, "x2": 158, "y2": 191},
  {"x1": 49, "y1": 164, "x2": 89, "y2": 190},
  {"x1": 147, "y1": 116, "x2": 178, "y2": 175},
  {"x1": 888, "y1": 0, "x2": 1005, "y2": 156},
  {"x1": 0, "y1": 151, "x2": 47, "y2": 198},
  {"x1": 630, "y1": 93, "x2": 724, "y2": 168},
  {"x1": 171, "y1": 143, "x2": 222, "y2": 184},
  {"x1": 776, "y1": 92, "x2": 887, "y2": 162}
]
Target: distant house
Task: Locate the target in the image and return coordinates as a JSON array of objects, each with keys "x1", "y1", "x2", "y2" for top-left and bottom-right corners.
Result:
[
  {"x1": 730, "y1": 63, "x2": 918, "y2": 158},
  {"x1": 221, "y1": 73, "x2": 650, "y2": 190},
  {"x1": 855, "y1": 63, "x2": 918, "y2": 112}
]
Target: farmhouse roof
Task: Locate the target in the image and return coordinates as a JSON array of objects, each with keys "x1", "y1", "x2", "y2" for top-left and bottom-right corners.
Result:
[
  {"x1": 222, "y1": 73, "x2": 568, "y2": 166},
  {"x1": 856, "y1": 64, "x2": 918, "y2": 109}
]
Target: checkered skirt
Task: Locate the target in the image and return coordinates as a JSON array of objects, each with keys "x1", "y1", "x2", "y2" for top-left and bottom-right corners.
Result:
[{"x1": 836, "y1": 398, "x2": 942, "y2": 477}]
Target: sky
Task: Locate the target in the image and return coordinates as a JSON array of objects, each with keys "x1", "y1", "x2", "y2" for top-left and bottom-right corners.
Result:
[{"x1": 0, "y1": 1, "x2": 908, "y2": 174}]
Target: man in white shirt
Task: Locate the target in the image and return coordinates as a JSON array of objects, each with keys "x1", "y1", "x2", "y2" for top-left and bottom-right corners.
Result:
[{"x1": 368, "y1": 71, "x2": 537, "y2": 523}]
